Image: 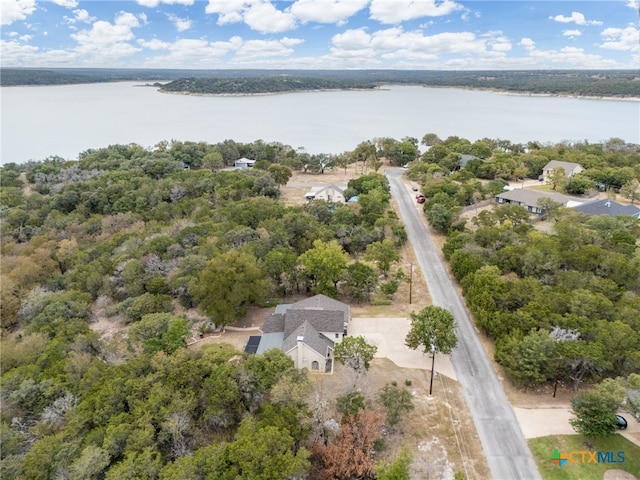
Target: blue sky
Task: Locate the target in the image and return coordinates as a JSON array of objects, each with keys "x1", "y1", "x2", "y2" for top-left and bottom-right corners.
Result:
[{"x1": 1, "y1": 0, "x2": 638, "y2": 69}]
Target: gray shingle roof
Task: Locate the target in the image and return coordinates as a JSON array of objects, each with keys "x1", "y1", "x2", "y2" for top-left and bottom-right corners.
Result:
[
  {"x1": 255, "y1": 295, "x2": 349, "y2": 358},
  {"x1": 573, "y1": 199, "x2": 640, "y2": 217},
  {"x1": 291, "y1": 294, "x2": 349, "y2": 318},
  {"x1": 283, "y1": 309, "x2": 345, "y2": 338},
  {"x1": 495, "y1": 189, "x2": 576, "y2": 207},
  {"x1": 261, "y1": 313, "x2": 286, "y2": 333},
  {"x1": 282, "y1": 320, "x2": 334, "y2": 356}
]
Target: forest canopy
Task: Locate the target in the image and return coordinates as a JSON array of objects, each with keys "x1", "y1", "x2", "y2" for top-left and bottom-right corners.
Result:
[{"x1": 2, "y1": 68, "x2": 639, "y2": 97}]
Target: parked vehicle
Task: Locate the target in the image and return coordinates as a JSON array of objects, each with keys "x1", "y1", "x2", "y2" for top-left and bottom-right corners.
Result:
[
  {"x1": 616, "y1": 415, "x2": 628, "y2": 430},
  {"x1": 416, "y1": 194, "x2": 426, "y2": 204}
]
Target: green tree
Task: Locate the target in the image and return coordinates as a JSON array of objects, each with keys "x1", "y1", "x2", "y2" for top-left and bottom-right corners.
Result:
[
  {"x1": 267, "y1": 164, "x2": 293, "y2": 188},
  {"x1": 228, "y1": 419, "x2": 310, "y2": 480},
  {"x1": 333, "y1": 336, "x2": 378, "y2": 388},
  {"x1": 194, "y1": 250, "x2": 268, "y2": 328},
  {"x1": 299, "y1": 239, "x2": 349, "y2": 296},
  {"x1": 203, "y1": 151, "x2": 224, "y2": 171},
  {"x1": 378, "y1": 382, "x2": 414, "y2": 427},
  {"x1": 365, "y1": 238, "x2": 399, "y2": 277},
  {"x1": 570, "y1": 381, "x2": 624, "y2": 437},
  {"x1": 335, "y1": 391, "x2": 366, "y2": 423},
  {"x1": 620, "y1": 178, "x2": 640, "y2": 204},
  {"x1": 342, "y1": 262, "x2": 378, "y2": 302},
  {"x1": 405, "y1": 306, "x2": 458, "y2": 395},
  {"x1": 494, "y1": 330, "x2": 557, "y2": 387},
  {"x1": 546, "y1": 167, "x2": 569, "y2": 191},
  {"x1": 376, "y1": 447, "x2": 412, "y2": 480},
  {"x1": 128, "y1": 313, "x2": 189, "y2": 354}
]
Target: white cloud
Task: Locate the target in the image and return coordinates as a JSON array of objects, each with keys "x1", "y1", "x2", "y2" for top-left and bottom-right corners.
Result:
[
  {"x1": 290, "y1": 0, "x2": 369, "y2": 24},
  {"x1": 205, "y1": 0, "x2": 296, "y2": 33},
  {"x1": 1, "y1": 0, "x2": 36, "y2": 25},
  {"x1": 71, "y1": 12, "x2": 141, "y2": 57},
  {"x1": 549, "y1": 11, "x2": 602, "y2": 26},
  {"x1": 330, "y1": 26, "x2": 510, "y2": 66},
  {"x1": 51, "y1": 0, "x2": 78, "y2": 7},
  {"x1": 139, "y1": 36, "x2": 246, "y2": 68},
  {"x1": 205, "y1": 0, "x2": 251, "y2": 23},
  {"x1": 236, "y1": 38, "x2": 303, "y2": 59},
  {"x1": 243, "y1": 1, "x2": 296, "y2": 33},
  {"x1": 136, "y1": 0, "x2": 194, "y2": 7},
  {"x1": 519, "y1": 37, "x2": 535, "y2": 50},
  {"x1": 599, "y1": 26, "x2": 640, "y2": 51},
  {"x1": 63, "y1": 9, "x2": 96, "y2": 24},
  {"x1": 167, "y1": 13, "x2": 192, "y2": 32},
  {"x1": 563, "y1": 29, "x2": 582, "y2": 38},
  {"x1": 369, "y1": 0, "x2": 463, "y2": 24},
  {"x1": 626, "y1": 0, "x2": 639, "y2": 9}
]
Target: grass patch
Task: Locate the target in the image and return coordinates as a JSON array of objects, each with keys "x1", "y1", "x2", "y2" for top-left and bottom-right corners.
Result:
[{"x1": 529, "y1": 434, "x2": 640, "y2": 479}]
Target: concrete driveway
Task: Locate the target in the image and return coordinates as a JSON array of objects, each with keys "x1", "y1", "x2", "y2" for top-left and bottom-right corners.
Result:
[{"x1": 349, "y1": 317, "x2": 457, "y2": 380}]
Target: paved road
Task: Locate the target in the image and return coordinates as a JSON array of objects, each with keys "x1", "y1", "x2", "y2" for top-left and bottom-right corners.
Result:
[{"x1": 386, "y1": 169, "x2": 542, "y2": 480}]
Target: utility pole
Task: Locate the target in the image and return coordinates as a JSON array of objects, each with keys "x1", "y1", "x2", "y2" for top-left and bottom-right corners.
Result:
[
  {"x1": 429, "y1": 345, "x2": 436, "y2": 396},
  {"x1": 409, "y1": 263, "x2": 413, "y2": 304}
]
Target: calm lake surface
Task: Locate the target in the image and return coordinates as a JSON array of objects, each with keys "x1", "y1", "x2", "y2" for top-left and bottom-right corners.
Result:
[{"x1": 1, "y1": 82, "x2": 639, "y2": 164}]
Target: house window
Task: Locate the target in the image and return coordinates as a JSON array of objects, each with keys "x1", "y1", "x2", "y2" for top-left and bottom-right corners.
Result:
[
  {"x1": 311, "y1": 361, "x2": 319, "y2": 370},
  {"x1": 335, "y1": 333, "x2": 339, "y2": 339}
]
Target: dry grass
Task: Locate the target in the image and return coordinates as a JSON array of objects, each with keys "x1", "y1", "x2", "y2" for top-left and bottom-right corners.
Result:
[{"x1": 308, "y1": 359, "x2": 490, "y2": 479}]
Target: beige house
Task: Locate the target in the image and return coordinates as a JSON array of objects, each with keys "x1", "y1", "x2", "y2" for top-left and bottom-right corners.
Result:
[
  {"x1": 304, "y1": 184, "x2": 346, "y2": 202},
  {"x1": 541, "y1": 160, "x2": 584, "y2": 182},
  {"x1": 254, "y1": 295, "x2": 350, "y2": 373}
]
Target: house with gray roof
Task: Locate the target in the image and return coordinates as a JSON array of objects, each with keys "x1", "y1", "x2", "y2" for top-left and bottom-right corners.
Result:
[
  {"x1": 495, "y1": 189, "x2": 583, "y2": 214},
  {"x1": 573, "y1": 199, "x2": 640, "y2": 218},
  {"x1": 541, "y1": 160, "x2": 584, "y2": 182},
  {"x1": 254, "y1": 294, "x2": 350, "y2": 373}
]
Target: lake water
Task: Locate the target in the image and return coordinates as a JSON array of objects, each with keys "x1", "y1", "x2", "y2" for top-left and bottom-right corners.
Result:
[{"x1": 1, "y1": 82, "x2": 638, "y2": 164}]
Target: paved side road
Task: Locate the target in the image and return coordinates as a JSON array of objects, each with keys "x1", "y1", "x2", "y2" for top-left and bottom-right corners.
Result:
[{"x1": 386, "y1": 169, "x2": 542, "y2": 480}]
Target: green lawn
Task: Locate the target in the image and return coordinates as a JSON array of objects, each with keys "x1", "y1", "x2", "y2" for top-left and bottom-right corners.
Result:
[{"x1": 529, "y1": 434, "x2": 640, "y2": 480}]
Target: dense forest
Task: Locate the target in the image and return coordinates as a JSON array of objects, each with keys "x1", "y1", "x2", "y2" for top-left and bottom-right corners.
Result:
[
  {"x1": 403, "y1": 135, "x2": 640, "y2": 394},
  {"x1": 2, "y1": 134, "x2": 640, "y2": 478},
  {"x1": 2, "y1": 68, "x2": 639, "y2": 97},
  {"x1": 0, "y1": 139, "x2": 415, "y2": 479}
]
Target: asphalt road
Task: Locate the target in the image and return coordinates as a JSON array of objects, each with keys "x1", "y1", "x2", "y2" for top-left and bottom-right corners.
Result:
[{"x1": 386, "y1": 169, "x2": 542, "y2": 480}]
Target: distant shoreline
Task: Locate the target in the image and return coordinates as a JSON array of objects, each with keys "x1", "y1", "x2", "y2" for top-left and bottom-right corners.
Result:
[{"x1": 156, "y1": 84, "x2": 640, "y2": 102}]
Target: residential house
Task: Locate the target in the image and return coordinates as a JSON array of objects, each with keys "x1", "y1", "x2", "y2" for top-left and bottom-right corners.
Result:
[
  {"x1": 541, "y1": 160, "x2": 584, "y2": 182},
  {"x1": 304, "y1": 184, "x2": 346, "y2": 202},
  {"x1": 495, "y1": 189, "x2": 582, "y2": 214},
  {"x1": 234, "y1": 158, "x2": 256, "y2": 168},
  {"x1": 573, "y1": 199, "x2": 640, "y2": 218},
  {"x1": 252, "y1": 294, "x2": 350, "y2": 373}
]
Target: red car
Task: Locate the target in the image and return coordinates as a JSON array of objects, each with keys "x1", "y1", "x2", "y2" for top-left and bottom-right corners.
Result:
[{"x1": 416, "y1": 194, "x2": 426, "y2": 204}]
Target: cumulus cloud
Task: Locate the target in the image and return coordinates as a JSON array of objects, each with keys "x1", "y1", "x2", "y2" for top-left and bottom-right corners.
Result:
[
  {"x1": 519, "y1": 37, "x2": 535, "y2": 50},
  {"x1": 205, "y1": 0, "x2": 296, "y2": 33},
  {"x1": 71, "y1": 12, "x2": 142, "y2": 57},
  {"x1": 549, "y1": 11, "x2": 602, "y2": 26},
  {"x1": 137, "y1": 0, "x2": 194, "y2": 7},
  {"x1": 243, "y1": 1, "x2": 296, "y2": 33},
  {"x1": 330, "y1": 26, "x2": 510, "y2": 65},
  {"x1": 599, "y1": 26, "x2": 639, "y2": 51},
  {"x1": 51, "y1": 0, "x2": 78, "y2": 7},
  {"x1": 369, "y1": 0, "x2": 463, "y2": 24},
  {"x1": 63, "y1": 9, "x2": 96, "y2": 24},
  {"x1": 290, "y1": 0, "x2": 369, "y2": 24},
  {"x1": 167, "y1": 13, "x2": 192, "y2": 32},
  {"x1": 563, "y1": 29, "x2": 582, "y2": 38},
  {"x1": 626, "y1": 0, "x2": 639, "y2": 8},
  {"x1": 1, "y1": 0, "x2": 36, "y2": 25}
]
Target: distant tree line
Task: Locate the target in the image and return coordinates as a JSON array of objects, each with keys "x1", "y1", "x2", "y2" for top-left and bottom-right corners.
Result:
[{"x1": 3, "y1": 68, "x2": 639, "y2": 97}]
